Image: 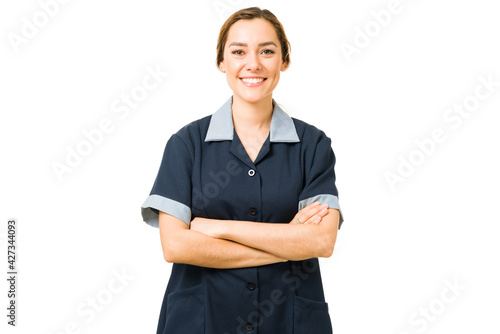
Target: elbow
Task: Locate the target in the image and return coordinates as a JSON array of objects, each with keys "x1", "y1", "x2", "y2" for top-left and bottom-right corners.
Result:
[
  {"x1": 318, "y1": 216, "x2": 338, "y2": 258},
  {"x1": 162, "y1": 237, "x2": 179, "y2": 263},
  {"x1": 158, "y1": 212, "x2": 189, "y2": 264},
  {"x1": 163, "y1": 250, "x2": 176, "y2": 263},
  {"x1": 320, "y1": 244, "x2": 335, "y2": 258},
  {"x1": 318, "y1": 234, "x2": 336, "y2": 258}
]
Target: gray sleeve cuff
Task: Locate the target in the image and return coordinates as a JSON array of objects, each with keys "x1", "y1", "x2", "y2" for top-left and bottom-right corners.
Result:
[
  {"x1": 141, "y1": 194, "x2": 191, "y2": 228},
  {"x1": 298, "y1": 194, "x2": 344, "y2": 229}
]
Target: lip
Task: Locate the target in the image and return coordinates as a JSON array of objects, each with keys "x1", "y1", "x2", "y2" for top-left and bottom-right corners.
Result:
[{"x1": 240, "y1": 77, "x2": 267, "y2": 87}]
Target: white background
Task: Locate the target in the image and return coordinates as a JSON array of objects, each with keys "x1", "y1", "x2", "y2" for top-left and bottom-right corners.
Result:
[{"x1": 1, "y1": 0, "x2": 499, "y2": 333}]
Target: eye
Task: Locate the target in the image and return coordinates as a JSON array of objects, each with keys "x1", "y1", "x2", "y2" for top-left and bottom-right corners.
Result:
[
  {"x1": 232, "y1": 50, "x2": 244, "y2": 55},
  {"x1": 262, "y1": 49, "x2": 275, "y2": 55}
]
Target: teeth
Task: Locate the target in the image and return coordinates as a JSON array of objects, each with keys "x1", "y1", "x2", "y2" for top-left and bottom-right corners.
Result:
[{"x1": 242, "y1": 78, "x2": 265, "y2": 84}]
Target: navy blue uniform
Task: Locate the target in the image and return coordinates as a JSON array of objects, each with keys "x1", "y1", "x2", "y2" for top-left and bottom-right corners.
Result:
[{"x1": 141, "y1": 96, "x2": 344, "y2": 334}]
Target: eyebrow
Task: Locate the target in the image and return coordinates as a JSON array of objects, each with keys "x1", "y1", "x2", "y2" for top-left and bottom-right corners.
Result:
[{"x1": 228, "y1": 41, "x2": 278, "y2": 48}]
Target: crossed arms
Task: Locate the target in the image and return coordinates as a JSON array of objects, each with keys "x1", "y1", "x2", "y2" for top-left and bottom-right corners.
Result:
[{"x1": 159, "y1": 202, "x2": 340, "y2": 269}]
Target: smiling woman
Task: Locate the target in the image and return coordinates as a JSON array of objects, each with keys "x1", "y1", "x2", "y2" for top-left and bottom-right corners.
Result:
[
  {"x1": 140, "y1": 6, "x2": 344, "y2": 334},
  {"x1": 217, "y1": 10, "x2": 290, "y2": 109}
]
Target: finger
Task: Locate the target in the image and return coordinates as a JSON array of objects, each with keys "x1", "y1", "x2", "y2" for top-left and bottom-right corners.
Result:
[
  {"x1": 297, "y1": 201, "x2": 319, "y2": 214},
  {"x1": 294, "y1": 202, "x2": 319, "y2": 224},
  {"x1": 307, "y1": 216, "x2": 321, "y2": 224},
  {"x1": 297, "y1": 203, "x2": 327, "y2": 224},
  {"x1": 303, "y1": 205, "x2": 329, "y2": 224}
]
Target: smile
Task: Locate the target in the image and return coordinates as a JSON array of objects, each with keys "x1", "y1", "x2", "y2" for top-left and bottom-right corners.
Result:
[{"x1": 240, "y1": 77, "x2": 267, "y2": 87}]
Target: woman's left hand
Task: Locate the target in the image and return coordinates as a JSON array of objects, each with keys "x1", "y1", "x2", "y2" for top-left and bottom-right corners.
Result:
[{"x1": 190, "y1": 217, "x2": 226, "y2": 238}]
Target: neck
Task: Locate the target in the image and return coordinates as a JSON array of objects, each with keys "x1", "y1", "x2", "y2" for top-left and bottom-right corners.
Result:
[{"x1": 231, "y1": 95, "x2": 274, "y2": 132}]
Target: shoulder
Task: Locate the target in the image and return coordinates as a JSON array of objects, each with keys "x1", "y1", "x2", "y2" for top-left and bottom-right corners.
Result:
[
  {"x1": 291, "y1": 117, "x2": 337, "y2": 168},
  {"x1": 169, "y1": 114, "x2": 212, "y2": 148},
  {"x1": 158, "y1": 115, "x2": 211, "y2": 163},
  {"x1": 291, "y1": 117, "x2": 332, "y2": 146}
]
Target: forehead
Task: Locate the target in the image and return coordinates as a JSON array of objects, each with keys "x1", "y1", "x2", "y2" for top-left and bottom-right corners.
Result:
[{"x1": 226, "y1": 18, "x2": 279, "y2": 46}]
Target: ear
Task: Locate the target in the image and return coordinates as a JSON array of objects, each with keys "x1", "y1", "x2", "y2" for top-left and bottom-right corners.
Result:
[
  {"x1": 281, "y1": 61, "x2": 289, "y2": 72},
  {"x1": 219, "y1": 61, "x2": 226, "y2": 73}
]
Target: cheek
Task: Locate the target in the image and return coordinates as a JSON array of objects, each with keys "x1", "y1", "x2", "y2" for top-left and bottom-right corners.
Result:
[
  {"x1": 268, "y1": 60, "x2": 283, "y2": 74},
  {"x1": 227, "y1": 62, "x2": 244, "y2": 76},
  {"x1": 269, "y1": 69, "x2": 281, "y2": 80}
]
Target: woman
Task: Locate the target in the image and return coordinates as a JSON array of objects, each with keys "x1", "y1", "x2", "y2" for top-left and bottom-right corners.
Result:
[{"x1": 141, "y1": 7, "x2": 344, "y2": 334}]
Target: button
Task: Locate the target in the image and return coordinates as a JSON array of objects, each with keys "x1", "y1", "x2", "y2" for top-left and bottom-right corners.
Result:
[
  {"x1": 248, "y1": 169, "x2": 255, "y2": 177},
  {"x1": 249, "y1": 208, "x2": 257, "y2": 216},
  {"x1": 247, "y1": 283, "x2": 255, "y2": 290},
  {"x1": 246, "y1": 323, "x2": 253, "y2": 331}
]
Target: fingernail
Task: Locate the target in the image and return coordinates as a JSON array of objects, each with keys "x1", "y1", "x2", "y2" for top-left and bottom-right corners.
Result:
[
  {"x1": 322, "y1": 204, "x2": 328, "y2": 208},
  {"x1": 315, "y1": 216, "x2": 321, "y2": 223}
]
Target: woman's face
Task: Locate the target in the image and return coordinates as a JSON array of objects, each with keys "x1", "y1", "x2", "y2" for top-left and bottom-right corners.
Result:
[{"x1": 220, "y1": 18, "x2": 288, "y2": 105}]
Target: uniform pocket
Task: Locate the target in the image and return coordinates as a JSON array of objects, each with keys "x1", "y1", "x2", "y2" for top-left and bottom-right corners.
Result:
[
  {"x1": 293, "y1": 295, "x2": 332, "y2": 334},
  {"x1": 162, "y1": 283, "x2": 204, "y2": 334}
]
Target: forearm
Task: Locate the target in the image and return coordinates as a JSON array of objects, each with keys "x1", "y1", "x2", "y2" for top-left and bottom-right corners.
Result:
[
  {"x1": 165, "y1": 229, "x2": 288, "y2": 269},
  {"x1": 221, "y1": 221, "x2": 328, "y2": 261},
  {"x1": 189, "y1": 207, "x2": 339, "y2": 261}
]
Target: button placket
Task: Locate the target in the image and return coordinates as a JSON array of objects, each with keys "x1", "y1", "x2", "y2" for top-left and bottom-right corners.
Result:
[{"x1": 246, "y1": 167, "x2": 260, "y2": 221}]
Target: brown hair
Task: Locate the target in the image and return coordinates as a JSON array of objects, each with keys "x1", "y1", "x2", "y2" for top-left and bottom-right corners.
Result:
[{"x1": 216, "y1": 7, "x2": 291, "y2": 69}]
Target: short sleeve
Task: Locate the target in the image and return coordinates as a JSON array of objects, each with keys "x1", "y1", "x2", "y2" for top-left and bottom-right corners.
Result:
[
  {"x1": 298, "y1": 130, "x2": 344, "y2": 229},
  {"x1": 141, "y1": 134, "x2": 193, "y2": 228}
]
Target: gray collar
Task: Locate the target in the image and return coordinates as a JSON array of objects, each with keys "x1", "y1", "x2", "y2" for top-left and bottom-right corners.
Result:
[{"x1": 205, "y1": 96, "x2": 300, "y2": 143}]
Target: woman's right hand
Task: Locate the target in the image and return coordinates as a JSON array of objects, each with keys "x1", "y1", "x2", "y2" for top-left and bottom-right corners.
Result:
[{"x1": 290, "y1": 202, "x2": 329, "y2": 225}]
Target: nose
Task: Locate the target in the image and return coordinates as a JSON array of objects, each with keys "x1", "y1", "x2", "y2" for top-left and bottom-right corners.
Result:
[{"x1": 245, "y1": 51, "x2": 262, "y2": 71}]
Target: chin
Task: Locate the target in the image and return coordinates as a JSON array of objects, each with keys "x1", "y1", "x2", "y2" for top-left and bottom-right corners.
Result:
[{"x1": 235, "y1": 91, "x2": 271, "y2": 104}]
